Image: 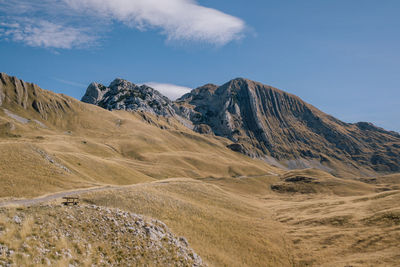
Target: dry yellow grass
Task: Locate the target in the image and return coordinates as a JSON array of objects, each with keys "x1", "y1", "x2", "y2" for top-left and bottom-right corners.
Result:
[
  {"x1": 0, "y1": 172, "x2": 399, "y2": 266},
  {"x1": 81, "y1": 179, "x2": 294, "y2": 266},
  {"x1": 0, "y1": 82, "x2": 281, "y2": 198},
  {"x1": 0, "y1": 204, "x2": 203, "y2": 266},
  {"x1": 270, "y1": 168, "x2": 376, "y2": 196},
  {"x1": 1, "y1": 74, "x2": 400, "y2": 266},
  {"x1": 78, "y1": 174, "x2": 400, "y2": 267},
  {"x1": 268, "y1": 190, "x2": 400, "y2": 266}
]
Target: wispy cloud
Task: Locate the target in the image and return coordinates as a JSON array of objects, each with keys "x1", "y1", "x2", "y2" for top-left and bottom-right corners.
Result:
[
  {"x1": 143, "y1": 82, "x2": 191, "y2": 100},
  {"x1": 0, "y1": 0, "x2": 246, "y2": 49},
  {"x1": 66, "y1": 0, "x2": 245, "y2": 45},
  {"x1": 54, "y1": 78, "x2": 87, "y2": 87},
  {"x1": 1, "y1": 21, "x2": 95, "y2": 49}
]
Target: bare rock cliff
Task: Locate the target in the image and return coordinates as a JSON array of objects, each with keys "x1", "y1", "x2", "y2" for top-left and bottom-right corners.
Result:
[
  {"x1": 0, "y1": 73, "x2": 73, "y2": 120},
  {"x1": 176, "y1": 78, "x2": 400, "y2": 175},
  {"x1": 82, "y1": 78, "x2": 177, "y2": 117},
  {"x1": 81, "y1": 76, "x2": 400, "y2": 176}
]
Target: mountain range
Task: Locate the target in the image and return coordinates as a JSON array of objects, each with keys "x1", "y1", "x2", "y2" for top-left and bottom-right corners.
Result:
[
  {"x1": 1, "y1": 72, "x2": 400, "y2": 266},
  {"x1": 82, "y1": 77, "x2": 400, "y2": 177},
  {"x1": 0, "y1": 72, "x2": 280, "y2": 198}
]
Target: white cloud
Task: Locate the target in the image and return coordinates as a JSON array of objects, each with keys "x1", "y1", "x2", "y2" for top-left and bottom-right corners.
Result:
[
  {"x1": 0, "y1": 20, "x2": 95, "y2": 49},
  {"x1": 144, "y1": 82, "x2": 191, "y2": 100},
  {"x1": 54, "y1": 78, "x2": 87, "y2": 87},
  {"x1": 0, "y1": 0, "x2": 246, "y2": 49},
  {"x1": 65, "y1": 0, "x2": 245, "y2": 45}
]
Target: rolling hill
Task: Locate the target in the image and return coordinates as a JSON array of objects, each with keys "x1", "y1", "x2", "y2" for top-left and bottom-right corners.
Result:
[
  {"x1": 82, "y1": 77, "x2": 400, "y2": 177},
  {"x1": 0, "y1": 73, "x2": 400, "y2": 266},
  {"x1": 0, "y1": 73, "x2": 280, "y2": 198}
]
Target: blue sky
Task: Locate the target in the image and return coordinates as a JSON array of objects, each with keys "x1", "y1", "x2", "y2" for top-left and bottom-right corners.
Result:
[{"x1": 0, "y1": 0, "x2": 399, "y2": 132}]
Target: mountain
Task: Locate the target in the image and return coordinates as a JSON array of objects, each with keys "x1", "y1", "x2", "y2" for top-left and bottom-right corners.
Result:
[
  {"x1": 175, "y1": 78, "x2": 400, "y2": 176},
  {"x1": 0, "y1": 73, "x2": 279, "y2": 198},
  {"x1": 82, "y1": 79, "x2": 178, "y2": 117},
  {"x1": 81, "y1": 76, "x2": 400, "y2": 176},
  {"x1": 2, "y1": 73, "x2": 400, "y2": 266}
]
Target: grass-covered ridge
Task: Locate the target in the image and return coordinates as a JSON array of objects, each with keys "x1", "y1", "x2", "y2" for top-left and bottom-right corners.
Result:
[{"x1": 0, "y1": 73, "x2": 280, "y2": 198}]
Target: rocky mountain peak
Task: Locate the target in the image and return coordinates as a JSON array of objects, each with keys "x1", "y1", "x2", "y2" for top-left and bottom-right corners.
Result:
[
  {"x1": 177, "y1": 83, "x2": 218, "y2": 103},
  {"x1": 81, "y1": 79, "x2": 177, "y2": 117},
  {"x1": 176, "y1": 77, "x2": 400, "y2": 175},
  {"x1": 81, "y1": 76, "x2": 400, "y2": 176},
  {"x1": 109, "y1": 78, "x2": 127, "y2": 87},
  {"x1": 81, "y1": 82, "x2": 108, "y2": 105}
]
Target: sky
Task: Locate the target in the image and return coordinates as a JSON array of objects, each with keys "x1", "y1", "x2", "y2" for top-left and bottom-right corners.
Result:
[{"x1": 0, "y1": 0, "x2": 399, "y2": 132}]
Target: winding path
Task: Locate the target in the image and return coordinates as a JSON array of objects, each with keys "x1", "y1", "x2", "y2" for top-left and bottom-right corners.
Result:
[
  {"x1": 0, "y1": 185, "x2": 119, "y2": 208},
  {"x1": 0, "y1": 173, "x2": 277, "y2": 208}
]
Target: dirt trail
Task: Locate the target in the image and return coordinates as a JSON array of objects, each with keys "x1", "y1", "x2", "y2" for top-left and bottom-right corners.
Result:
[
  {"x1": 0, "y1": 179, "x2": 195, "y2": 207},
  {"x1": 0, "y1": 175, "x2": 274, "y2": 208},
  {"x1": 0, "y1": 185, "x2": 120, "y2": 207}
]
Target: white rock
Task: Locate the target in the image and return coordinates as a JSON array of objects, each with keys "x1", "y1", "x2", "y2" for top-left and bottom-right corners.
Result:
[{"x1": 13, "y1": 215, "x2": 22, "y2": 224}]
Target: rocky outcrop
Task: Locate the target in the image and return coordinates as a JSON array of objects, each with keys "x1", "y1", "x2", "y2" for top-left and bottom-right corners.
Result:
[
  {"x1": 81, "y1": 76, "x2": 400, "y2": 175},
  {"x1": 82, "y1": 79, "x2": 178, "y2": 117},
  {"x1": 0, "y1": 73, "x2": 73, "y2": 121},
  {"x1": 0, "y1": 205, "x2": 204, "y2": 266},
  {"x1": 0, "y1": 75, "x2": 4, "y2": 106},
  {"x1": 226, "y1": 143, "x2": 256, "y2": 158},
  {"x1": 175, "y1": 84, "x2": 219, "y2": 125},
  {"x1": 176, "y1": 78, "x2": 400, "y2": 175},
  {"x1": 0, "y1": 73, "x2": 29, "y2": 109},
  {"x1": 193, "y1": 124, "x2": 213, "y2": 134},
  {"x1": 81, "y1": 82, "x2": 108, "y2": 105}
]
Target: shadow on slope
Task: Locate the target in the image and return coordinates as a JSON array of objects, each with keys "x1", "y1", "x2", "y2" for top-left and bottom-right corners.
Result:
[
  {"x1": 0, "y1": 73, "x2": 281, "y2": 198},
  {"x1": 271, "y1": 169, "x2": 376, "y2": 196}
]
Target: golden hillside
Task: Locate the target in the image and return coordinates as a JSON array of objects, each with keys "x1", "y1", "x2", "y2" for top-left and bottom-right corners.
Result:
[
  {"x1": 1, "y1": 73, "x2": 399, "y2": 266},
  {"x1": 0, "y1": 73, "x2": 280, "y2": 198}
]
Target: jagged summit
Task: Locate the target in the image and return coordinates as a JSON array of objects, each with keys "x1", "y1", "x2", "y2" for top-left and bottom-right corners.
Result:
[
  {"x1": 80, "y1": 76, "x2": 399, "y2": 176},
  {"x1": 176, "y1": 77, "x2": 400, "y2": 175},
  {"x1": 81, "y1": 78, "x2": 176, "y2": 117},
  {"x1": 0, "y1": 72, "x2": 73, "y2": 121},
  {"x1": 81, "y1": 82, "x2": 108, "y2": 105},
  {"x1": 177, "y1": 83, "x2": 218, "y2": 102}
]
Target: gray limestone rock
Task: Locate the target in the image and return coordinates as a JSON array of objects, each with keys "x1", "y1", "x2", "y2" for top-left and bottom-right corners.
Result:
[
  {"x1": 82, "y1": 79, "x2": 177, "y2": 117},
  {"x1": 176, "y1": 78, "x2": 400, "y2": 174},
  {"x1": 13, "y1": 215, "x2": 22, "y2": 224},
  {"x1": 81, "y1": 82, "x2": 108, "y2": 105},
  {"x1": 81, "y1": 76, "x2": 400, "y2": 174}
]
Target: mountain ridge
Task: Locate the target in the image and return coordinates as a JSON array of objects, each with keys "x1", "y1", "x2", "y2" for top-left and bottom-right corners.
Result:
[
  {"x1": 81, "y1": 78, "x2": 178, "y2": 117},
  {"x1": 1, "y1": 72, "x2": 281, "y2": 198},
  {"x1": 82, "y1": 76, "x2": 400, "y2": 176},
  {"x1": 1, "y1": 72, "x2": 400, "y2": 266}
]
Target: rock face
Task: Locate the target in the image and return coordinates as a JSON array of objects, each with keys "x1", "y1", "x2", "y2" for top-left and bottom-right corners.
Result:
[
  {"x1": 0, "y1": 76, "x2": 4, "y2": 106},
  {"x1": 82, "y1": 79, "x2": 177, "y2": 117},
  {"x1": 0, "y1": 73, "x2": 73, "y2": 121},
  {"x1": 176, "y1": 78, "x2": 400, "y2": 175},
  {"x1": 81, "y1": 82, "x2": 108, "y2": 105},
  {"x1": 82, "y1": 76, "x2": 400, "y2": 175}
]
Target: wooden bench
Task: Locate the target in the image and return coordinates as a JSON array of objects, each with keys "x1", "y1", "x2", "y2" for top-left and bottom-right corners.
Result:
[{"x1": 62, "y1": 196, "x2": 79, "y2": 206}]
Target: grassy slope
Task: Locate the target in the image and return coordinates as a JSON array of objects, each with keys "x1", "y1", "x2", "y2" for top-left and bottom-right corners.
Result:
[
  {"x1": 269, "y1": 188, "x2": 400, "y2": 266},
  {"x1": 79, "y1": 174, "x2": 400, "y2": 267},
  {"x1": 81, "y1": 179, "x2": 294, "y2": 266},
  {"x1": 0, "y1": 174, "x2": 398, "y2": 266},
  {"x1": 0, "y1": 205, "x2": 203, "y2": 266},
  {"x1": 0, "y1": 74, "x2": 281, "y2": 198},
  {"x1": 1, "y1": 74, "x2": 399, "y2": 266}
]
